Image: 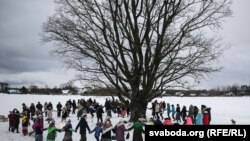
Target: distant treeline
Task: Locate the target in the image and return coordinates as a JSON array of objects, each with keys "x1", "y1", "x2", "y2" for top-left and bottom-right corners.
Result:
[{"x1": 1, "y1": 84, "x2": 250, "y2": 96}]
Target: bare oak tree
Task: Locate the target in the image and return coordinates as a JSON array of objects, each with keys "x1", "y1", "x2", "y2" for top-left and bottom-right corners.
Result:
[{"x1": 42, "y1": 0, "x2": 232, "y2": 121}]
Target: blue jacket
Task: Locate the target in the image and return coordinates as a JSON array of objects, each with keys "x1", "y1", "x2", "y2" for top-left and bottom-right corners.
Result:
[
  {"x1": 195, "y1": 113, "x2": 203, "y2": 125},
  {"x1": 91, "y1": 126, "x2": 103, "y2": 137}
]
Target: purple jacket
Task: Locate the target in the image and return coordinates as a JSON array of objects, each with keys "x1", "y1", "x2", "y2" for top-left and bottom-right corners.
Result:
[{"x1": 115, "y1": 123, "x2": 127, "y2": 141}]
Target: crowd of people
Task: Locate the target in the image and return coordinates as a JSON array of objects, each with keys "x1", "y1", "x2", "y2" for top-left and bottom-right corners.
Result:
[
  {"x1": 7, "y1": 97, "x2": 212, "y2": 141},
  {"x1": 147, "y1": 100, "x2": 212, "y2": 125}
]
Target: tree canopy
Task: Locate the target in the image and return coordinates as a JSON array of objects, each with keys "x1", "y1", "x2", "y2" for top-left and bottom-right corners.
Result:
[{"x1": 42, "y1": 0, "x2": 232, "y2": 121}]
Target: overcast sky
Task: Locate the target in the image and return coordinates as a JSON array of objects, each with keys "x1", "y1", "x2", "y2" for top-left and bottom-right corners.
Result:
[{"x1": 0, "y1": 0, "x2": 250, "y2": 89}]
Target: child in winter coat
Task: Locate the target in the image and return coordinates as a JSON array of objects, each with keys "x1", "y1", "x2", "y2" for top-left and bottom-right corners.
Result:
[
  {"x1": 8, "y1": 111, "x2": 14, "y2": 132},
  {"x1": 21, "y1": 112, "x2": 29, "y2": 135},
  {"x1": 90, "y1": 122, "x2": 103, "y2": 141},
  {"x1": 44, "y1": 120, "x2": 61, "y2": 141}
]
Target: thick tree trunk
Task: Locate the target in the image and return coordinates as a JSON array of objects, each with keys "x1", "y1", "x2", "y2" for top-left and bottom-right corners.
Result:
[
  {"x1": 129, "y1": 99, "x2": 148, "y2": 141},
  {"x1": 129, "y1": 99, "x2": 148, "y2": 121}
]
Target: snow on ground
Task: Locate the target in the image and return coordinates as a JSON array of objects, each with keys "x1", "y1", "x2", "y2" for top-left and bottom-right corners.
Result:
[{"x1": 0, "y1": 94, "x2": 250, "y2": 141}]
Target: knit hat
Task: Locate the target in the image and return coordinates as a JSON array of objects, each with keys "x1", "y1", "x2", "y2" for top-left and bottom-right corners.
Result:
[{"x1": 50, "y1": 119, "x2": 55, "y2": 124}]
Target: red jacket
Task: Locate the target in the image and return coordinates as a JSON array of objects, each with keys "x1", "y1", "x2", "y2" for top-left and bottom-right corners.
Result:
[
  {"x1": 203, "y1": 113, "x2": 209, "y2": 125},
  {"x1": 8, "y1": 113, "x2": 14, "y2": 125},
  {"x1": 185, "y1": 116, "x2": 193, "y2": 125},
  {"x1": 163, "y1": 119, "x2": 172, "y2": 125}
]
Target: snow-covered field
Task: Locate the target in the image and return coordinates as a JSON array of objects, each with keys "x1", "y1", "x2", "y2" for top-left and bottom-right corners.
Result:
[{"x1": 0, "y1": 94, "x2": 250, "y2": 141}]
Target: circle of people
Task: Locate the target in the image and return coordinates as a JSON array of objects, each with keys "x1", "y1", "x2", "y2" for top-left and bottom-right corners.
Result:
[{"x1": 7, "y1": 98, "x2": 211, "y2": 141}]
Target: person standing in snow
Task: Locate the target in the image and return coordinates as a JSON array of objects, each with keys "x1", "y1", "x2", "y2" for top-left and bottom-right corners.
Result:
[
  {"x1": 171, "y1": 104, "x2": 176, "y2": 121},
  {"x1": 175, "y1": 104, "x2": 181, "y2": 123},
  {"x1": 114, "y1": 119, "x2": 129, "y2": 141},
  {"x1": 36, "y1": 102, "x2": 43, "y2": 116},
  {"x1": 8, "y1": 111, "x2": 14, "y2": 132},
  {"x1": 90, "y1": 122, "x2": 103, "y2": 141},
  {"x1": 180, "y1": 105, "x2": 187, "y2": 122},
  {"x1": 30, "y1": 103, "x2": 36, "y2": 120},
  {"x1": 203, "y1": 110, "x2": 210, "y2": 125},
  {"x1": 195, "y1": 111, "x2": 203, "y2": 125},
  {"x1": 96, "y1": 104, "x2": 104, "y2": 124},
  {"x1": 30, "y1": 117, "x2": 44, "y2": 141},
  {"x1": 44, "y1": 119, "x2": 61, "y2": 141},
  {"x1": 62, "y1": 119, "x2": 74, "y2": 141},
  {"x1": 75, "y1": 114, "x2": 91, "y2": 141},
  {"x1": 44, "y1": 102, "x2": 48, "y2": 117},
  {"x1": 13, "y1": 108, "x2": 20, "y2": 133},
  {"x1": 72, "y1": 100, "x2": 77, "y2": 115},
  {"x1": 127, "y1": 118, "x2": 145, "y2": 141},
  {"x1": 56, "y1": 102, "x2": 62, "y2": 118},
  {"x1": 61, "y1": 107, "x2": 68, "y2": 122},
  {"x1": 166, "y1": 103, "x2": 171, "y2": 118},
  {"x1": 21, "y1": 111, "x2": 29, "y2": 136},
  {"x1": 101, "y1": 116, "x2": 113, "y2": 141}
]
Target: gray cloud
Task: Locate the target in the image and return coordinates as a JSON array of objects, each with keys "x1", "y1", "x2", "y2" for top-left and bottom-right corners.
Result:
[
  {"x1": 0, "y1": 0, "x2": 59, "y2": 74},
  {"x1": 0, "y1": 0, "x2": 250, "y2": 89},
  {"x1": 197, "y1": 0, "x2": 250, "y2": 89}
]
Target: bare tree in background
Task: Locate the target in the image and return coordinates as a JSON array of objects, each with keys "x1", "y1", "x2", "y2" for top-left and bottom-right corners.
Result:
[{"x1": 42, "y1": 0, "x2": 232, "y2": 122}]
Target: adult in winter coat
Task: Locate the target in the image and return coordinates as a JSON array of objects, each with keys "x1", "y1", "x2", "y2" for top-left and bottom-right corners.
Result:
[
  {"x1": 193, "y1": 106, "x2": 199, "y2": 123},
  {"x1": 72, "y1": 100, "x2": 77, "y2": 115},
  {"x1": 77, "y1": 107, "x2": 85, "y2": 120},
  {"x1": 61, "y1": 107, "x2": 68, "y2": 122},
  {"x1": 188, "y1": 104, "x2": 194, "y2": 116},
  {"x1": 36, "y1": 102, "x2": 43, "y2": 114},
  {"x1": 205, "y1": 107, "x2": 212, "y2": 124},
  {"x1": 44, "y1": 102, "x2": 48, "y2": 117},
  {"x1": 175, "y1": 104, "x2": 181, "y2": 122},
  {"x1": 166, "y1": 103, "x2": 171, "y2": 118},
  {"x1": 62, "y1": 119, "x2": 74, "y2": 141},
  {"x1": 195, "y1": 112, "x2": 203, "y2": 125},
  {"x1": 30, "y1": 103, "x2": 36, "y2": 119},
  {"x1": 104, "y1": 99, "x2": 112, "y2": 117},
  {"x1": 180, "y1": 106, "x2": 187, "y2": 122},
  {"x1": 31, "y1": 117, "x2": 44, "y2": 141},
  {"x1": 13, "y1": 109, "x2": 20, "y2": 133},
  {"x1": 114, "y1": 119, "x2": 129, "y2": 141},
  {"x1": 96, "y1": 105, "x2": 104, "y2": 123},
  {"x1": 101, "y1": 117, "x2": 113, "y2": 141},
  {"x1": 203, "y1": 111, "x2": 210, "y2": 125},
  {"x1": 127, "y1": 119, "x2": 145, "y2": 141},
  {"x1": 56, "y1": 102, "x2": 62, "y2": 117},
  {"x1": 75, "y1": 114, "x2": 91, "y2": 141},
  {"x1": 184, "y1": 115, "x2": 193, "y2": 125},
  {"x1": 171, "y1": 105, "x2": 176, "y2": 121}
]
